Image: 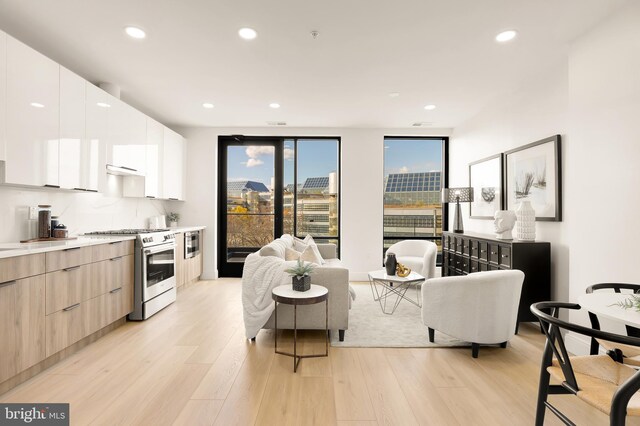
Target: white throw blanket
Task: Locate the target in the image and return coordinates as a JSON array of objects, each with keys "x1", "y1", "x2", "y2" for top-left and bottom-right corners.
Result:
[{"x1": 242, "y1": 252, "x2": 297, "y2": 339}]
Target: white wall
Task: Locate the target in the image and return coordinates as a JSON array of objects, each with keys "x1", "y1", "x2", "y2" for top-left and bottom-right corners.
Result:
[
  {"x1": 449, "y1": 63, "x2": 569, "y2": 301},
  {"x1": 173, "y1": 126, "x2": 451, "y2": 280},
  {"x1": 0, "y1": 175, "x2": 172, "y2": 242},
  {"x1": 449, "y1": 1, "x2": 640, "y2": 354}
]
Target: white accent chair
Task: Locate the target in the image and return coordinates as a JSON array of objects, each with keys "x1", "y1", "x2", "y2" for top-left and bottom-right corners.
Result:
[
  {"x1": 386, "y1": 240, "x2": 438, "y2": 279},
  {"x1": 421, "y1": 270, "x2": 525, "y2": 357}
]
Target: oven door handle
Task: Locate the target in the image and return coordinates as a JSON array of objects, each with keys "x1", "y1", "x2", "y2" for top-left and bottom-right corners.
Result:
[{"x1": 144, "y1": 244, "x2": 176, "y2": 255}]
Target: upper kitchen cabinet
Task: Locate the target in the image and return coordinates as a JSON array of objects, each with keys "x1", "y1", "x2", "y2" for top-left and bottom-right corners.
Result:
[
  {"x1": 106, "y1": 97, "x2": 146, "y2": 175},
  {"x1": 145, "y1": 118, "x2": 163, "y2": 198},
  {"x1": 4, "y1": 36, "x2": 60, "y2": 187},
  {"x1": 84, "y1": 83, "x2": 109, "y2": 192},
  {"x1": 162, "y1": 128, "x2": 186, "y2": 201},
  {"x1": 0, "y1": 31, "x2": 6, "y2": 163},
  {"x1": 59, "y1": 67, "x2": 85, "y2": 190}
]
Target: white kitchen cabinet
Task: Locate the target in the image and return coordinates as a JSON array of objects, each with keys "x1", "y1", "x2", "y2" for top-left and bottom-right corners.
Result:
[
  {"x1": 162, "y1": 128, "x2": 185, "y2": 201},
  {"x1": 84, "y1": 83, "x2": 109, "y2": 192},
  {"x1": 4, "y1": 36, "x2": 60, "y2": 187},
  {"x1": 0, "y1": 31, "x2": 6, "y2": 163},
  {"x1": 106, "y1": 97, "x2": 146, "y2": 174},
  {"x1": 59, "y1": 67, "x2": 85, "y2": 190},
  {"x1": 145, "y1": 118, "x2": 163, "y2": 198}
]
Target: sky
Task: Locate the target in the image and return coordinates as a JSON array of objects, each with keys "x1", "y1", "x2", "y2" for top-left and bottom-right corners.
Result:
[
  {"x1": 226, "y1": 137, "x2": 443, "y2": 188},
  {"x1": 227, "y1": 139, "x2": 339, "y2": 188}
]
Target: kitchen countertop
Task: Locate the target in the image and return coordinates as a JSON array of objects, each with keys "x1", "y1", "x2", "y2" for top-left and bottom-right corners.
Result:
[
  {"x1": 169, "y1": 226, "x2": 206, "y2": 233},
  {"x1": 0, "y1": 235, "x2": 136, "y2": 260}
]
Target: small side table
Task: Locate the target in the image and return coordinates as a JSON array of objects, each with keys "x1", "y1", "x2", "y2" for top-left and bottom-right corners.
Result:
[{"x1": 272, "y1": 284, "x2": 329, "y2": 372}]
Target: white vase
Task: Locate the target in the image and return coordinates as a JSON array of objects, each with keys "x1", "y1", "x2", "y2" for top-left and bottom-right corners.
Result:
[
  {"x1": 169, "y1": 221, "x2": 178, "y2": 228},
  {"x1": 515, "y1": 201, "x2": 536, "y2": 241}
]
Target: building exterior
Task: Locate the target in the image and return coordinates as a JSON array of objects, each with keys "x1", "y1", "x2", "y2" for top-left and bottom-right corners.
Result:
[{"x1": 383, "y1": 171, "x2": 443, "y2": 250}]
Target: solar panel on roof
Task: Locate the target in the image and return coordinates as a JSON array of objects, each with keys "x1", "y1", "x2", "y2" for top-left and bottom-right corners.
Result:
[
  {"x1": 227, "y1": 180, "x2": 269, "y2": 192},
  {"x1": 384, "y1": 172, "x2": 441, "y2": 193},
  {"x1": 303, "y1": 177, "x2": 330, "y2": 189}
]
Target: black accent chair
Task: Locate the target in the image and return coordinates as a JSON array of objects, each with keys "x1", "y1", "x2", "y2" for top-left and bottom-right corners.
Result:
[
  {"x1": 531, "y1": 301, "x2": 640, "y2": 426},
  {"x1": 586, "y1": 283, "x2": 640, "y2": 365}
]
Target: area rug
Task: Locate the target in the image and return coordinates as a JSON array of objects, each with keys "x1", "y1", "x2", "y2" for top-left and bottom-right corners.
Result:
[{"x1": 330, "y1": 282, "x2": 466, "y2": 348}]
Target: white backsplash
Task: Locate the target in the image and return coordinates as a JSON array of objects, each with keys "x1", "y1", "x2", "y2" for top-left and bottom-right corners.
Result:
[{"x1": 0, "y1": 174, "x2": 171, "y2": 242}]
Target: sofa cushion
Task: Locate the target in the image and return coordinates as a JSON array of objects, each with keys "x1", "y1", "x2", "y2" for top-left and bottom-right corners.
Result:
[
  {"x1": 323, "y1": 258, "x2": 344, "y2": 268},
  {"x1": 303, "y1": 235, "x2": 326, "y2": 264},
  {"x1": 285, "y1": 246, "x2": 323, "y2": 265}
]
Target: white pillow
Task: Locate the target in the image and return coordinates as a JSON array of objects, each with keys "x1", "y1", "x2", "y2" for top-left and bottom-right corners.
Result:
[
  {"x1": 293, "y1": 239, "x2": 308, "y2": 252},
  {"x1": 285, "y1": 247, "x2": 301, "y2": 261},
  {"x1": 285, "y1": 246, "x2": 322, "y2": 265},
  {"x1": 303, "y1": 235, "x2": 325, "y2": 264}
]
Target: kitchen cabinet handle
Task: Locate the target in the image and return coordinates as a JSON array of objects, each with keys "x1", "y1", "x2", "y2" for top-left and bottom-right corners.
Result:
[
  {"x1": 146, "y1": 196, "x2": 156, "y2": 199},
  {"x1": 73, "y1": 187, "x2": 86, "y2": 191},
  {"x1": 0, "y1": 280, "x2": 17, "y2": 288},
  {"x1": 63, "y1": 247, "x2": 81, "y2": 252},
  {"x1": 63, "y1": 266, "x2": 80, "y2": 272},
  {"x1": 43, "y1": 184, "x2": 60, "y2": 188},
  {"x1": 108, "y1": 241, "x2": 122, "y2": 245},
  {"x1": 109, "y1": 287, "x2": 123, "y2": 294},
  {"x1": 501, "y1": 254, "x2": 509, "y2": 258},
  {"x1": 63, "y1": 303, "x2": 80, "y2": 311},
  {"x1": 110, "y1": 256, "x2": 122, "y2": 261},
  {"x1": 169, "y1": 198, "x2": 179, "y2": 201},
  {"x1": 119, "y1": 166, "x2": 137, "y2": 172},
  {"x1": 86, "y1": 189, "x2": 98, "y2": 193}
]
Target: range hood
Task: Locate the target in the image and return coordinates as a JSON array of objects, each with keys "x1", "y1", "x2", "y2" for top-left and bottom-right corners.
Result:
[{"x1": 106, "y1": 164, "x2": 143, "y2": 176}]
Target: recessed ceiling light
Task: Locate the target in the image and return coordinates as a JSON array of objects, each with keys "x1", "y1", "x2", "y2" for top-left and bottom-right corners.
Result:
[
  {"x1": 30, "y1": 102, "x2": 44, "y2": 108},
  {"x1": 269, "y1": 103, "x2": 280, "y2": 109},
  {"x1": 125, "y1": 26, "x2": 146, "y2": 39},
  {"x1": 424, "y1": 104, "x2": 436, "y2": 110},
  {"x1": 496, "y1": 30, "x2": 517, "y2": 42},
  {"x1": 389, "y1": 92, "x2": 400, "y2": 98},
  {"x1": 202, "y1": 103, "x2": 214, "y2": 109},
  {"x1": 238, "y1": 28, "x2": 257, "y2": 40},
  {"x1": 96, "y1": 102, "x2": 111, "y2": 108}
]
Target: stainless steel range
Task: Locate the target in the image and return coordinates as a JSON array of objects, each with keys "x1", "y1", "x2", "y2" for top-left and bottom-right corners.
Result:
[{"x1": 85, "y1": 229, "x2": 177, "y2": 320}]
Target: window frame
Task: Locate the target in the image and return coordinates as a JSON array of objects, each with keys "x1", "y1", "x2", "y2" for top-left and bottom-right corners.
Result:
[
  {"x1": 290, "y1": 137, "x2": 341, "y2": 256},
  {"x1": 382, "y1": 136, "x2": 449, "y2": 265}
]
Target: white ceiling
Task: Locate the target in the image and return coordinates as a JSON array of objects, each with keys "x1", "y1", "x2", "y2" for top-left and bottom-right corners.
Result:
[{"x1": 0, "y1": 0, "x2": 626, "y2": 129}]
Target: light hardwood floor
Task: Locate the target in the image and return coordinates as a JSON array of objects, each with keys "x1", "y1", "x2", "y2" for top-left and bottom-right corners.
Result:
[{"x1": 1, "y1": 279, "x2": 637, "y2": 425}]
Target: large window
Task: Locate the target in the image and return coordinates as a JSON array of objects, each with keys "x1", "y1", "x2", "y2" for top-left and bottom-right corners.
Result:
[
  {"x1": 383, "y1": 137, "x2": 448, "y2": 262},
  {"x1": 284, "y1": 138, "x2": 340, "y2": 251}
]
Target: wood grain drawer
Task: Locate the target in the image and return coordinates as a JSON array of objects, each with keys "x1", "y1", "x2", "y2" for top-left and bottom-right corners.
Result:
[
  {"x1": 91, "y1": 240, "x2": 134, "y2": 262},
  {"x1": 45, "y1": 264, "x2": 91, "y2": 315},
  {"x1": 0, "y1": 275, "x2": 46, "y2": 383},
  {"x1": 470, "y1": 241, "x2": 479, "y2": 259},
  {"x1": 89, "y1": 255, "x2": 134, "y2": 300},
  {"x1": 84, "y1": 283, "x2": 133, "y2": 335},
  {"x1": 46, "y1": 301, "x2": 86, "y2": 357},
  {"x1": 0, "y1": 253, "x2": 45, "y2": 284},
  {"x1": 470, "y1": 260, "x2": 480, "y2": 273},
  {"x1": 46, "y1": 246, "x2": 92, "y2": 272}
]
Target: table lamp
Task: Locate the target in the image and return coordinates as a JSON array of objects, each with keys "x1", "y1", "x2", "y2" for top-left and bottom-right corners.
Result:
[{"x1": 442, "y1": 187, "x2": 474, "y2": 233}]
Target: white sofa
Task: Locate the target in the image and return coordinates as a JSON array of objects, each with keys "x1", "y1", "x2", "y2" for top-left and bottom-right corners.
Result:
[
  {"x1": 421, "y1": 270, "x2": 525, "y2": 357},
  {"x1": 256, "y1": 235, "x2": 351, "y2": 341}
]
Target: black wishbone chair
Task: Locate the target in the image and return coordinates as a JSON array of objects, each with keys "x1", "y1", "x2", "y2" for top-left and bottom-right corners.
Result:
[
  {"x1": 586, "y1": 283, "x2": 640, "y2": 365},
  {"x1": 531, "y1": 302, "x2": 640, "y2": 426}
]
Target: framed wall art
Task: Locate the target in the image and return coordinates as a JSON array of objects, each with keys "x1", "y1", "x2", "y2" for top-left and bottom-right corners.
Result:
[
  {"x1": 504, "y1": 135, "x2": 562, "y2": 221},
  {"x1": 469, "y1": 154, "x2": 503, "y2": 219}
]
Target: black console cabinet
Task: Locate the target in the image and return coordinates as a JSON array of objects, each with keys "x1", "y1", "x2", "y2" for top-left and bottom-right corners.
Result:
[{"x1": 442, "y1": 231, "x2": 551, "y2": 324}]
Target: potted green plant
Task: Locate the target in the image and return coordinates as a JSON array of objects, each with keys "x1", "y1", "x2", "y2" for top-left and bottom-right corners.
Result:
[
  {"x1": 167, "y1": 212, "x2": 180, "y2": 228},
  {"x1": 285, "y1": 258, "x2": 315, "y2": 292}
]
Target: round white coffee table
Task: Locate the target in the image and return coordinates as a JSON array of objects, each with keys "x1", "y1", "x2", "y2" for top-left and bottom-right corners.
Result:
[
  {"x1": 368, "y1": 269, "x2": 425, "y2": 314},
  {"x1": 272, "y1": 284, "x2": 329, "y2": 372}
]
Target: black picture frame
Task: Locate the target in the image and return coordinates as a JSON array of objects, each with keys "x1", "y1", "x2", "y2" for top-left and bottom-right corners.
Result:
[
  {"x1": 468, "y1": 153, "x2": 504, "y2": 219},
  {"x1": 504, "y1": 135, "x2": 562, "y2": 222}
]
